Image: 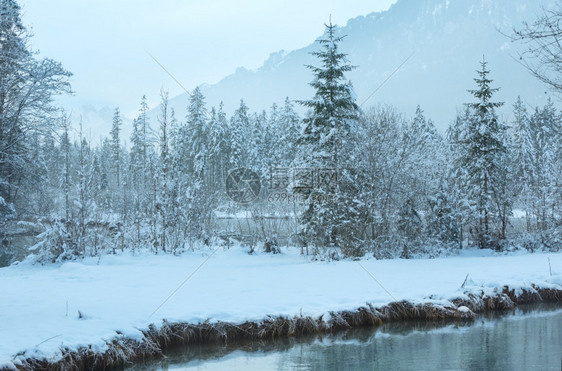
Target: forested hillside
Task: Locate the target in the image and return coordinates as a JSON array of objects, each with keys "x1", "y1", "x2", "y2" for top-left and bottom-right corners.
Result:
[{"x1": 1, "y1": 0, "x2": 561, "y2": 266}]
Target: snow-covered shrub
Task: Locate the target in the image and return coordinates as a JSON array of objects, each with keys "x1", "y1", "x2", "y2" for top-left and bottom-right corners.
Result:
[
  {"x1": 31, "y1": 220, "x2": 81, "y2": 264},
  {"x1": 510, "y1": 230, "x2": 562, "y2": 253},
  {"x1": 0, "y1": 196, "x2": 15, "y2": 222},
  {"x1": 263, "y1": 237, "x2": 280, "y2": 254}
]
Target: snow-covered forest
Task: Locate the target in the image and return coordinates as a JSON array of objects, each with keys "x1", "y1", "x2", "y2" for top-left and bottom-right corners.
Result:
[{"x1": 1, "y1": 0, "x2": 561, "y2": 266}]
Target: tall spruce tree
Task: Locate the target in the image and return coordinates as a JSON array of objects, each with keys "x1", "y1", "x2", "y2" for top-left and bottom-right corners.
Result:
[
  {"x1": 129, "y1": 95, "x2": 154, "y2": 248},
  {"x1": 110, "y1": 107, "x2": 122, "y2": 188},
  {"x1": 157, "y1": 91, "x2": 171, "y2": 252},
  {"x1": 185, "y1": 87, "x2": 213, "y2": 242},
  {"x1": 456, "y1": 57, "x2": 510, "y2": 248},
  {"x1": 229, "y1": 99, "x2": 251, "y2": 168},
  {"x1": 277, "y1": 97, "x2": 301, "y2": 166},
  {"x1": 295, "y1": 21, "x2": 362, "y2": 257},
  {"x1": 207, "y1": 103, "x2": 229, "y2": 195},
  {"x1": 186, "y1": 86, "x2": 208, "y2": 177}
]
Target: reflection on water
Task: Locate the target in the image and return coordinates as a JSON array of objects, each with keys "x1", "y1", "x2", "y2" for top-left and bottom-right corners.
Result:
[{"x1": 129, "y1": 304, "x2": 562, "y2": 371}]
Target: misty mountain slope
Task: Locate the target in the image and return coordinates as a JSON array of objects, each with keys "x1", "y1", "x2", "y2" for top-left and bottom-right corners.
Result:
[
  {"x1": 163, "y1": 0, "x2": 556, "y2": 130},
  {"x1": 73, "y1": 105, "x2": 132, "y2": 143}
]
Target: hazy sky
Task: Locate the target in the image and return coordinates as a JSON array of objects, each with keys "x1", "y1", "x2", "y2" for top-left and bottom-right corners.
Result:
[{"x1": 20, "y1": 0, "x2": 397, "y2": 118}]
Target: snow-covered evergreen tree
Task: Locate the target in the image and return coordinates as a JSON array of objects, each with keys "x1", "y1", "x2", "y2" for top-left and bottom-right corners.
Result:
[
  {"x1": 401, "y1": 106, "x2": 450, "y2": 246},
  {"x1": 511, "y1": 96, "x2": 532, "y2": 233},
  {"x1": 229, "y1": 99, "x2": 252, "y2": 168},
  {"x1": 295, "y1": 21, "x2": 363, "y2": 257},
  {"x1": 157, "y1": 91, "x2": 171, "y2": 252},
  {"x1": 128, "y1": 95, "x2": 155, "y2": 248},
  {"x1": 110, "y1": 107, "x2": 122, "y2": 188},
  {"x1": 275, "y1": 97, "x2": 301, "y2": 166},
  {"x1": 60, "y1": 113, "x2": 73, "y2": 223},
  {"x1": 186, "y1": 86, "x2": 208, "y2": 176},
  {"x1": 184, "y1": 87, "x2": 213, "y2": 243},
  {"x1": 526, "y1": 99, "x2": 559, "y2": 233},
  {"x1": 454, "y1": 57, "x2": 511, "y2": 249},
  {"x1": 207, "y1": 103, "x2": 230, "y2": 198}
]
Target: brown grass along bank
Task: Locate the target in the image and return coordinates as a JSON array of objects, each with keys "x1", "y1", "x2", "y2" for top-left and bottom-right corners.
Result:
[{"x1": 5, "y1": 284, "x2": 561, "y2": 371}]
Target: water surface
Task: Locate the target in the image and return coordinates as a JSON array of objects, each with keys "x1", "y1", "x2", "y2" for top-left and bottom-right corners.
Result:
[{"x1": 129, "y1": 304, "x2": 562, "y2": 370}]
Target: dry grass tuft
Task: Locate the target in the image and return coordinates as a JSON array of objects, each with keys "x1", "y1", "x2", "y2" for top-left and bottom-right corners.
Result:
[
  {"x1": 326, "y1": 311, "x2": 352, "y2": 331},
  {"x1": 504, "y1": 286, "x2": 542, "y2": 304},
  {"x1": 534, "y1": 286, "x2": 562, "y2": 302},
  {"x1": 452, "y1": 293, "x2": 483, "y2": 312},
  {"x1": 483, "y1": 293, "x2": 515, "y2": 310}
]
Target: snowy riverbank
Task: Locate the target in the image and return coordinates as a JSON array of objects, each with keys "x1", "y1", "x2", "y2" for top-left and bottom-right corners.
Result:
[{"x1": 1, "y1": 247, "x2": 561, "y2": 369}]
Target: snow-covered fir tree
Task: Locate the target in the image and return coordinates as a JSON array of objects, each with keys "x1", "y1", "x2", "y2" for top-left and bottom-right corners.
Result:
[
  {"x1": 184, "y1": 87, "x2": 214, "y2": 243},
  {"x1": 110, "y1": 107, "x2": 122, "y2": 188},
  {"x1": 229, "y1": 99, "x2": 252, "y2": 168},
  {"x1": 207, "y1": 102, "x2": 230, "y2": 196},
  {"x1": 295, "y1": 21, "x2": 364, "y2": 257},
  {"x1": 454, "y1": 57, "x2": 511, "y2": 249}
]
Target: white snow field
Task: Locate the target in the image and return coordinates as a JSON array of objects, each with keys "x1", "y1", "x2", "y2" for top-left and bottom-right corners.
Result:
[{"x1": 0, "y1": 248, "x2": 561, "y2": 368}]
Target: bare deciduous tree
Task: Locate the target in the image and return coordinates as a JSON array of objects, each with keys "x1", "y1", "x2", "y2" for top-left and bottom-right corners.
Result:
[{"x1": 511, "y1": 5, "x2": 562, "y2": 93}]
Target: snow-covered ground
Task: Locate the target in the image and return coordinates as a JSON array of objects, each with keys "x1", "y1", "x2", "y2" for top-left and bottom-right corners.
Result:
[{"x1": 0, "y1": 247, "x2": 561, "y2": 368}]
